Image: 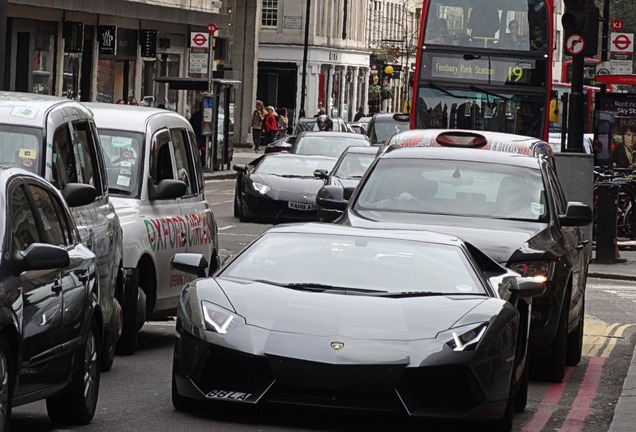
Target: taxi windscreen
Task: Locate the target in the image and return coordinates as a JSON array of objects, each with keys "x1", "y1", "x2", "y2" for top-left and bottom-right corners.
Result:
[
  {"x1": 99, "y1": 130, "x2": 144, "y2": 198},
  {"x1": 0, "y1": 125, "x2": 43, "y2": 174}
]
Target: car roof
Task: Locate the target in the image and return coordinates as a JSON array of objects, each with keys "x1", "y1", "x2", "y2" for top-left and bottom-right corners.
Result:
[
  {"x1": 0, "y1": 91, "x2": 92, "y2": 127},
  {"x1": 263, "y1": 152, "x2": 337, "y2": 162},
  {"x1": 372, "y1": 112, "x2": 410, "y2": 122},
  {"x1": 266, "y1": 222, "x2": 464, "y2": 246},
  {"x1": 381, "y1": 146, "x2": 542, "y2": 169},
  {"x1": 299, "y1": 131, "x2": 367, "y2": 139},
  {"x1": 386, "y1": 129, "x2": 553, "y2": 157},
  {"x1": 340, "y1": 146, "x2": 380, "y2": 155},
  {"x1": 84, "y1": 103, "x2": 189, "y2": 133}
]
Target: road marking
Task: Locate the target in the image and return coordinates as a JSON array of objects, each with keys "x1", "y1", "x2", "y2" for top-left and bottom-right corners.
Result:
[
  {"x1": 522, "y1": 367, "x2": 575, "y2": 431},
  {"x1": 218, "y1": 225, "x2": 235, "y2": 231},
  {"x1": 586, "y1": 280, "x2": 636, "y2": 303},
  {"x1": 559, "y1": 357, "x2": 606, "y2": 432},
  {"x1": 210, "y1": 200, "x2": 234, "y2": 205},
  {"x1": 583, "y1": 317, "x2": 634, "y2": 358}
]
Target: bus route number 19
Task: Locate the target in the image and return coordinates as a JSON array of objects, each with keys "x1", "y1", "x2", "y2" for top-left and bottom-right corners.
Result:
[{"x1": 507, "y1": 66, "x2": 524, "y2": 82}]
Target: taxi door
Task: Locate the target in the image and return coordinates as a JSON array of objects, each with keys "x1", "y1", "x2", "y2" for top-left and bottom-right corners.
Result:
[
  {"x1": 171, "y1": 128, "x2": 215, "y2": 270},
  {"x1": 147, "y1": 129, "x2": 189, "y2": 310}
]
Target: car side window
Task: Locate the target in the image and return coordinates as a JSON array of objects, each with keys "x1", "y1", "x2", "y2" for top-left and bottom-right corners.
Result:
[
  {"x1": 52, "y1": 124, "x2": 79, "y2": 189},
  {"x1": 151, "y1": 130, "x2": 174, "y2": 185},
  {"x1": 28, "y1": 185, "x2": 68, "y2": 246},
  {"x1": 10, "y1": 185, "x2": 40, "y2": 252},
  {"x1": 188, "y1": 130, "x2": 205, "y2": 193},
  {"x1": 170, "y1": 129, "x2": 195, "y2": 196},
  {"x1": 71, "y1": 121, "x2": 101, "y2": 195},
  {"x1": 546, "y1": 167, "x2": 566, "y2": 215}
]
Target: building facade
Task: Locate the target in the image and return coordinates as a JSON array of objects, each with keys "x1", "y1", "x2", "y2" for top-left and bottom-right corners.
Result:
[
  {"x1": 257, "y1": 0, "x2": 370, "y2": 123},
  {"x1": 3, "y1": 0, "x2": 227, "y2": 118},
  {"x1": 367, "y1": 0, "x2": 420, "y2": 113}
]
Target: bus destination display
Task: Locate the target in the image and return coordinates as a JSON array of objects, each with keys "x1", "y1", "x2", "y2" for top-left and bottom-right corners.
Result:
[{"x1": 424, "y1": 55, "x2": 536, "y2": 86}]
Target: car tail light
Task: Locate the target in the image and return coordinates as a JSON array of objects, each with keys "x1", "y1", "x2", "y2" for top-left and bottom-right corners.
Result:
[{"x1": 509, "y1": 261, "x2": 555, "y2": 282}]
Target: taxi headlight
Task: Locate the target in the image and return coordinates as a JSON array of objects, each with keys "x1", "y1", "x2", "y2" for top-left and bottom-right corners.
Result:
[
  {"x1": 201, "y1": 301, "x2": 246, "y2": 334},
  {"x1": 437, "y1": 322, "x2": 489, "y2": 351}
]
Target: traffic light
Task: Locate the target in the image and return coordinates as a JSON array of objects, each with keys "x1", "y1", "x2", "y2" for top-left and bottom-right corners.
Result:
[
  {"x1": 562, "y1": 0, "x2": 599, "y2": 56},
  {"x1": 562, "y1": 0, "x2": 592, "y2": 34}
]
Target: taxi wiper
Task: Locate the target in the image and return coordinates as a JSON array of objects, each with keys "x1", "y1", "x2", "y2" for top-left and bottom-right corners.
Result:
[{"x1": 108, "y1": 187, "x2": 130, "y2": 195}]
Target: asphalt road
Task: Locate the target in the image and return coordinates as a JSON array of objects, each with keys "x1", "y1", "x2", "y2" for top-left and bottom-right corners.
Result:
[{"x1": 10, "y1": 178, "x2": 636, "y2": 432}]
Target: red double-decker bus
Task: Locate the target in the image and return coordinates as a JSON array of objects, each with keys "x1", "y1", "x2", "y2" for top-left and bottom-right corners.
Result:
[
  {"x1": 411, "y1": 0, "x2": 553, "y2": 140},
  {"x1": 561, "y1": 58, "x2": 600, "y2": 86}
]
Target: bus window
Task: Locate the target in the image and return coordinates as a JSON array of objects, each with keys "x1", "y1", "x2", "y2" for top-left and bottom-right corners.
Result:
[{"x1": 423, "y1": 0, "x2": 549, "y2": 51}]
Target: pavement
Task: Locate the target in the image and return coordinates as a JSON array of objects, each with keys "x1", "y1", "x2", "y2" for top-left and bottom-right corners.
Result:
[
  {"x1": 204, "y1": 148, "x2": 636, "y2": 430},
  {"x1": 203, "y1": 146, "x2": 263, "y2": 181}
]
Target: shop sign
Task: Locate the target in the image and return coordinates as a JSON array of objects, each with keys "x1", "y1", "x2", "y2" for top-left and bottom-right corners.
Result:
[
  {"x1": 63, "y1": 21, "x2": 84, "y2": 53},
  {"x1": 140, "y1": 30, "x2": 157, "y2": 58},
  {"x1": 99, "y1": 26, "x2": 117, "y2": 55},
  {"x1": 189, "y1": 50, "x2": 209, "y2": 74}
]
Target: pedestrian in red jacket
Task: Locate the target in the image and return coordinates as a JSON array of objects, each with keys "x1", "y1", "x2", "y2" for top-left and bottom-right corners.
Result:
[{"x1": 263, "y1": 106, "x2": 279, "y2": 145}]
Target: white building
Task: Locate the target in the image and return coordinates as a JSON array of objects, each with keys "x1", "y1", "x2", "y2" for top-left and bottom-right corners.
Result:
[{"x1": 257, "y1": 0, "x2": 371, "y2": 123}]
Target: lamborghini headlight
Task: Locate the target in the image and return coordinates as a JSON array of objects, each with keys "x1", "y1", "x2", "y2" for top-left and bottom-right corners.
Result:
[
  {"x1": 201, "y1": 301, "x2": 246, "y2": 334},
  {"x1": 437, "y1": 322, "x2": 489, "y2": 351},
  {"x1": 252, "y1": 182, "x2": 271, "y2": 195},
  {"x1": 509, "y1": 260, "x2": 555, "y2": 282}
]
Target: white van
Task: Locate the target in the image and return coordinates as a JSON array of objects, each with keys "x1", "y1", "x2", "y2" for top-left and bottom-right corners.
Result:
[
  {"x1": 0, "y1": 92, "x2": 123, "y2": 370},
  {"x1": 86, "y1": 103, "x2": 218, "y2": 354}
]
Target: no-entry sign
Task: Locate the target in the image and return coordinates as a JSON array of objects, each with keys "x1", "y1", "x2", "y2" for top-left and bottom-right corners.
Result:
[
  {"x1": 610, "y1": 32, "x2": 634, "y2": 54},
  {"x1": 565, "y1": 34, "x2": 585, "y2": 56},
  {"x1": 190, "y1": 32, "x2": 210, "y2": 49}
]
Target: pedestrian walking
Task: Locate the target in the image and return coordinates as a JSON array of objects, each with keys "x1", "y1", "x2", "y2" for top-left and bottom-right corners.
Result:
[
  {"x1": 188, "y1": 99, "x2": 206, "y2": 166},
  {"x1": 250, "y1": 100, "x2": 266, "y2": 152},
  {"x1": 263, "y1": 106, "x2": 279, "y2": 145}
]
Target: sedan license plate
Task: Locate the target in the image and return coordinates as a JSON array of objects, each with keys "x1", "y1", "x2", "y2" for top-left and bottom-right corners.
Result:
[
  {"x1": 288, "y1": 201, "x2": 316, "y2": 211},
  {"x1": 206, "y1": 389, "x2": 252, "y2": 401}
]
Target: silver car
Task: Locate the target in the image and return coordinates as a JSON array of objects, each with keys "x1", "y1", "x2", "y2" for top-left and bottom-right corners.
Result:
[
  {"x1": 86, "y1": 103, "x2": 219, "y2": 355},
  {"x1": 0, "y1": 92, "x2": 124, "y2": 371}
]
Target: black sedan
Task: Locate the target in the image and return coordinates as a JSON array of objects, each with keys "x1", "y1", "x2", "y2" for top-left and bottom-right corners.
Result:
[
  {"x1": 320, "y1": 137, "x2": 593, "y2": 382},
  {"x1": 0, "y1": 167, "x2": 102, "y2": 429},
  {"x1": 171, "y1": 223, "x2": 544, "y2": 431},
  {"x1": 233, "y1": 153, "x2": 336, "y2": 223},
  {"x1": 313, "y1": 146, "x2": 378, "y2": 222}
]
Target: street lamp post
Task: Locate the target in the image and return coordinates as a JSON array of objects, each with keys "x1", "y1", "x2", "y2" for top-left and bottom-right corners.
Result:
[
  {"x1": 299, "y1": 0, "x2": 311, "y2": 119},
  {"x1": 0, "y1": 0, "x2": 7, "y2": 90}
]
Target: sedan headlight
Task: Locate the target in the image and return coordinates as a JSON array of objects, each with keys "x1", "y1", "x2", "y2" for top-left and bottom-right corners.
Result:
[
  {"x1": 201, "y1": 301, "x2": 246, "y2": 334},
  {"x1": 509, "y1": 260, "x2": 555, "y2": 282},
  {"x1": 437, "y1": 322, "x2": 489, "y2": 351},
  {"x1": 252, "y1": 182, "x2": 271, "y2": 194}
]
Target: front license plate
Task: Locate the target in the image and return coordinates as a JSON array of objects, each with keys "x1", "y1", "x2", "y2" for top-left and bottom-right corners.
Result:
[
  {"x1": 206, "y1": 389, "x2": 252, "y2": 401},
  {"x1": 288, "y1": 201, "x2": 316, "y2": 211}
]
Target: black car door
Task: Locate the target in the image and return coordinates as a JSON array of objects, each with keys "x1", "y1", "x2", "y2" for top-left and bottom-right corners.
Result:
[
  {"x1": 545, "y1": 165, "x2": 586, "y2": 319},
  {"x1": 9, "y1": 183, "x2": 67, "y2": 396},
  {"x1": 27, "y1": 184, "x2": 89, "y2": 359}
]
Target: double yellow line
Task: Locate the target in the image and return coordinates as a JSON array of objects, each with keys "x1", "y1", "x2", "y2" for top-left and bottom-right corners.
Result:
[{"x1": 583, "y1": 316, "x2": 634, "y2": 358}]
